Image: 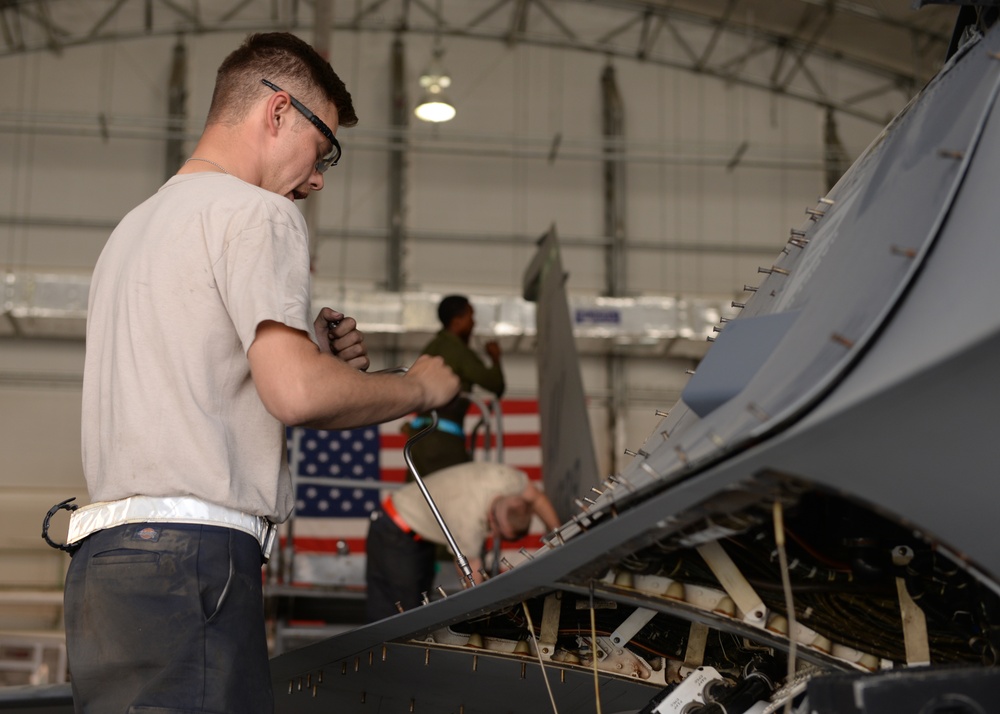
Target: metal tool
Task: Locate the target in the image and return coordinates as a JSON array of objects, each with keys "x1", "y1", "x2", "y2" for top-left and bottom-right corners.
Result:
[
  {"x1": 404, "y1": 411, "x2": 477, "y2": 589},
  {"x1": 41, "y1": 496, "x2": 79, "y2": 553}
]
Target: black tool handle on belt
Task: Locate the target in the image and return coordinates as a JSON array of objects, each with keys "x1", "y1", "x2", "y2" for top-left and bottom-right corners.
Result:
[{"x1": 42, "y1": 497, "x2": 79, "y2": 553}]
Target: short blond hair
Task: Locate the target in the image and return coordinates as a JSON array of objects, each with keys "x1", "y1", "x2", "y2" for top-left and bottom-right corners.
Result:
[{"x1": 496, "y1": 496, "x2": 532, "y2": 539}]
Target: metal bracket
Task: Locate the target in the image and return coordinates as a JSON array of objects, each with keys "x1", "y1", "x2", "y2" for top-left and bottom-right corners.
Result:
[
  {"x1": 696, "y1": 540, "x2": 768, "y2": 628},
  {"x1": 609, "y1": 606, "x2": 657, "y2": 648}
]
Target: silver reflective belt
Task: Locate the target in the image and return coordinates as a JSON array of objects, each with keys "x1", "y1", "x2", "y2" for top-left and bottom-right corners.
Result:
[{"x1": 67, "y1": 495, "x2": 277, "y2": 561}]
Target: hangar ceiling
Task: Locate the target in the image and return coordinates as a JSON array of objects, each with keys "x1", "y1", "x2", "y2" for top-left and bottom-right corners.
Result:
[
  {"x1": 0, "y1": 0, "x2": 966, "y2": 350},
  {"x1": 0, "y1": 0, "x2": 958, "y2": 123}
]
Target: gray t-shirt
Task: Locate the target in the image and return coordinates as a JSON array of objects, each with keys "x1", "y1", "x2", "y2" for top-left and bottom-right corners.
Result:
[
  {"x1": 392, "y1": 462, "x2": 528, "y2": 556},
  {"x1": 81, "y1": 173, "x2": 315, "y2": 522}
]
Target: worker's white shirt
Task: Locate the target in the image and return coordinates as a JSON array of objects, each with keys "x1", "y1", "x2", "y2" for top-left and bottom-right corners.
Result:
[{"x1": 392, "y1": 462, "x2": 528, "y2": 556}]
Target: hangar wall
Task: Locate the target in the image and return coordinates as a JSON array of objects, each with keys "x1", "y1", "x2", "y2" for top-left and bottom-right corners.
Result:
[{"x1": 0, "y1": 27, "x2": 910, "y2": 588}]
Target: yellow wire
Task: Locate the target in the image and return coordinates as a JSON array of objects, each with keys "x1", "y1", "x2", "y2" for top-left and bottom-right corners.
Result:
[
  {"x1": 774, "y1": 500, "x2": 798, "y2": 714},
  {"x1": 521, "y1": 601, "x2": 559, "y2": 714},
  {"x1": 590, "y1": 600, "x2": 603, "y2": 714}
]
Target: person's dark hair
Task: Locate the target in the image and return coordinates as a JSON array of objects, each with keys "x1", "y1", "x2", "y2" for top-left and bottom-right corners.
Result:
[
  {"x1": 208, "y1": 32, "x2": 358, "y2": 128},
  {"x1": 438, "y1": 295, "x2": 471, "y2": 327}
]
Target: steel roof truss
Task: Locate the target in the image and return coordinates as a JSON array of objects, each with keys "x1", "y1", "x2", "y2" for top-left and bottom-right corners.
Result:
[{"x1": 695, "y1": 0, "x2": 740, "y2": 72}]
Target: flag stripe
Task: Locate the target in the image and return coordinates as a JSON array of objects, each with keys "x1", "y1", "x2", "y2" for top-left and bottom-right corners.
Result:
[
  {"x1": 468, "y1": 399, "x2": 538, "y2": 416},
  {"x1": 379, "y1": 432, "x2": 541, "y2": 449},
  {"x1": 380, "y1": 465, "x2": 542, "y2": 483},
  {"x1": 289, "y1": 536, "x2": 368, "y2": 554}
]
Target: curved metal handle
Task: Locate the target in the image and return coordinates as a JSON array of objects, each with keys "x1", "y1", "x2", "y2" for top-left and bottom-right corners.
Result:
[
  {"x1": 403, "y1": 412, "x2": 477, "y2": 590},
  {"x1": 41, "y1": 497, "x2": 79, "y2": 553}
]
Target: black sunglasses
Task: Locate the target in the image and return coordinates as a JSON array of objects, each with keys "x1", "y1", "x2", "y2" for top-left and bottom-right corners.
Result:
[{"x1": 261, "y1": 79, "x2": 341, "y2": 172}]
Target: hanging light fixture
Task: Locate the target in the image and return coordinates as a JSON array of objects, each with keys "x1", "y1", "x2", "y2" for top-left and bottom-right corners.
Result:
[{"x1": 414, "y1": 44, "x2": 456, "y2": 123}]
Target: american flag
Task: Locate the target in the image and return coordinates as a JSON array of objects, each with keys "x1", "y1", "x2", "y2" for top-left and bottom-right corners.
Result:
[{"x1": 283, "y1": 399, "x2": 543, "y2": 586}]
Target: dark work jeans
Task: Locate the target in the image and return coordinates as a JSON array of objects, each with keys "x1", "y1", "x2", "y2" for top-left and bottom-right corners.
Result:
[
  {"x1": 364, "y1": 511, "x2": 436, "y2": 622},
  {"x1": 64, "y1": 523, "x2": 272, "y2": 714}
]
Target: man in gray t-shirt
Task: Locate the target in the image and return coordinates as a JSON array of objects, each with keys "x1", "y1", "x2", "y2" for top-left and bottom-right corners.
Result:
[{"x1": 64, "y1": 32, "x2": 459, "y2": 714}]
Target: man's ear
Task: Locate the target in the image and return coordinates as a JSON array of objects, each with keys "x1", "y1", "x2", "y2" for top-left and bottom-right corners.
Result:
[{"x1": 264, "y1": 91, "x2": 292, "y2": 136}]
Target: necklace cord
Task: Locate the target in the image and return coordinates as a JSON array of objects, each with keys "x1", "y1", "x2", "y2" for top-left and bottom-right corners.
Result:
[{"x1": 185, "y1": 157, "x2": 230, "y2": 174}]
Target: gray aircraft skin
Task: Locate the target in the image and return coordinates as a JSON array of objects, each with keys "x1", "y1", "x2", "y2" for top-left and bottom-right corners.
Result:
[
  {"x1": 4, "y1": 8, "x2": 1000, "y2": 714},
  {"x1": 264, "y1": 15, "x2": 1000, "y2": 714}
]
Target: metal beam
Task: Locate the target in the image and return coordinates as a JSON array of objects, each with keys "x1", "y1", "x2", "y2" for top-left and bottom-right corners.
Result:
[
  {"x1": 164, "y1": 34, "x2": 186, "y2": 181},
  {"x1": 601, "y1": 61, "x2": 628, "y2": 478},
  {"x1": 695, "y1": 0, "x2": 740, "y2": 72},
  {"x1": 0, "y1": 0, "x2": 951, "y2": 126},
  {"x1": 306, "y1": 0, "x2": 332, "y2": 269},
  {"x1": 387, "y1": 35, "x2": 408, "y2": 293}
]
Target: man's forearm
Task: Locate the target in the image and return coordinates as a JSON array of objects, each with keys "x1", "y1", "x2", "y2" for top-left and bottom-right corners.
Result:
[{"x1": 249, "y1": 321, "x2": 458, "y2": 428}]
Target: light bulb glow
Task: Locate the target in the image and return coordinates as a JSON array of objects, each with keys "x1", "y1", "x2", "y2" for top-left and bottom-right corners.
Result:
[{"x1": 414, "y1": 100, "x2": 456, "y2": 123}]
